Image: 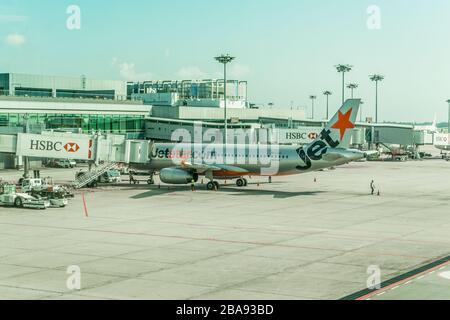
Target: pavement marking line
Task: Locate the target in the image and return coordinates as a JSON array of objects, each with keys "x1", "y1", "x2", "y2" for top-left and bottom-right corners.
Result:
[
  {"x1": 0, "y1": 221, "x2": 342, "y2": 252},
  {"x1": 81, "y1": 193, "x2": 89, "y2": 218},
  {"x1": 355, "y1": 259, "x2": 450, "y2": 300},
  {"x1": 438, "y1": 271, "x2": 450, "y2": 280}
]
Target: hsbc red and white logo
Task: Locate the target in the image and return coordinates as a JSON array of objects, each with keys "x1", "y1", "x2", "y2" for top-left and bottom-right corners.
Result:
[
  {"x1": 285, "y1": 132, "x2": 320, "y2": 140},
  {"x1": 25, "y1": 136, "x2": 93, "y2": 160},
  {"x1": 64, "y1": 142, "x2": 80, "y2": 153}
]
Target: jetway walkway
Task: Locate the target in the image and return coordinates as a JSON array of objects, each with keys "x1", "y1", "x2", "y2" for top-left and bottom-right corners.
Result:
[
  {"x1": 0, "y1": 132, "x2": 153, "y2": 177},
  {"x1": 0, "y1": 134, "x2": 17, "y2": 153}
]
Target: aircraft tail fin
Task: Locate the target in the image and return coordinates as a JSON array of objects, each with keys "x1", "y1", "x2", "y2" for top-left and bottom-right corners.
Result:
[{"x1": 310, "y1": 99, "x2": 361, "y2": 149}]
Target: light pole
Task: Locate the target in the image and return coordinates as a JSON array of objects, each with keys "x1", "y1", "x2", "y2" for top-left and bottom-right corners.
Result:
[
  {"x1": 446, "y1": 100, "x2": 450, "y2": 135},
  {"x1": 22, "y1": 114, "x2": 30, "y2": 179},
  {"x1": 323, "y1": 91, "x2": 332, "y2": 119},
  {"x1": 359, "y1": 101, "x2": 364, "y2": 122},
  {"x1": 215, "y1": 54, "x2": 235, "y2": 144},
  {"x1": 309, "y1": 95, "x2": 317, "y2": 119},
  {"x1": 347, "y1": 83, "x2": 359, "y2": 99},
  {"x1": 370, "y1": 74, "x2": 384, "y2": 123},
  {"x1": 335, "y1": 64, "x2": 353, "y2": 104}
]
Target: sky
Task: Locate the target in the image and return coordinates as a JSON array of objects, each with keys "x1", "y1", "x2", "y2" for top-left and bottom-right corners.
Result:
[{"x1": 1, "y1": 0, "x2": 450, "y2": 122}]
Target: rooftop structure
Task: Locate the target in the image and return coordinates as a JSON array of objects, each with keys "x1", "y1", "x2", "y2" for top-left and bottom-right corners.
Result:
[
  {"x1": 0, "y1": 73, "x2": 128, "y2": 101},
  {"x1": 128, "y1": 79, "x2": 248, "y2": 108},
  {"x1": 0, "y1": 97, "x2": 150, "y2": 138}
]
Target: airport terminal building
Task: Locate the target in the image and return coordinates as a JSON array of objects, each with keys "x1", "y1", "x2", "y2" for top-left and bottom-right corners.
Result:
[{"x1": 0, "y1": 72, "x2": 432, "y2": 169}]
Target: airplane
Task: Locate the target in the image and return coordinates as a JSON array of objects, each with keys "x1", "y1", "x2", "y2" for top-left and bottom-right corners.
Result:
[
  {"x1": 131, "y1": 99, "x2": 366, "y2": 190},
  {"x1": 434, "y1": 133, "x2": 450, "y2": 154},
  {"x1": 414, "y1": 114, "x2": 438, "y2": 133}
]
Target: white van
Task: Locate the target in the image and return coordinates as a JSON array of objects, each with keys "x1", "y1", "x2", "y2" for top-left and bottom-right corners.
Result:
[{"x1": 56, "y1": 159, "x2": 77, "y2": 168}]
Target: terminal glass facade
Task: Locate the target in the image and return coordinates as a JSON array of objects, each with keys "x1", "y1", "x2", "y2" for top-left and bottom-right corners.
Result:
[{"x1": 0, "y1": 113, "x2": 145, "y2": 136}]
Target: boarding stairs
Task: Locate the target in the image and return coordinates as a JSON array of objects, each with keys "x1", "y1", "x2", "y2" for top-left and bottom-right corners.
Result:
[{"x1": 72, "y1": 162, "x2": 118, "y2": 189}]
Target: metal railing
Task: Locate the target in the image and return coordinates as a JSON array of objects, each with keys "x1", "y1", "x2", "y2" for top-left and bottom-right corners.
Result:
[
  {"x1": 72, "y1": 162, "x2": 118, "y2": 189},
  {"x1": 0, "y1": 89, "x2": 142, "y2": 103}
]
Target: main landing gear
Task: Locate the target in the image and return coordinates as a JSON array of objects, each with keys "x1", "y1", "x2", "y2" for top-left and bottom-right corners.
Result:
[
  {"x1": 147, "y1": 172, "x2": 155, "y2": 185},
  {"x1": 205, "y1": 178, "x2": 247, "y2": 190},
  {"x1": 206, "y1": 181, "x2": 220, "y2": 191},
  {"x1": 236, "y1": 178, "x2": 248, "y2": 187}
]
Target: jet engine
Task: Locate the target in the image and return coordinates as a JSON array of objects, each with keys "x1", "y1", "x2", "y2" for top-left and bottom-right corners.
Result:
[{"x1": 159, "y1": 168, "x2": 198, "y2": 184}]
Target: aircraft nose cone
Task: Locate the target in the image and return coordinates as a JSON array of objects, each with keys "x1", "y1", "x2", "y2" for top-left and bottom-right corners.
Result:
[
  {"x1": 352, "y1": 151, "x2": 365, "y2": 160},
  {"x1": 346, "y1": 151, "x2": 364, "y2": 161}
]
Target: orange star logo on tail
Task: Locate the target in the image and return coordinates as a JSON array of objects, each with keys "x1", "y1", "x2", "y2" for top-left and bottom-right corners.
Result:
[{"x1": 331, "y1": 108, "x2": 355, "y2": 140}]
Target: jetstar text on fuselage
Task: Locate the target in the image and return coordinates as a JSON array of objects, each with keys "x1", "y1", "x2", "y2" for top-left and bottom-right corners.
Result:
[{"x1": 296, "y1": 128, "x2": 340, "y2": 170}]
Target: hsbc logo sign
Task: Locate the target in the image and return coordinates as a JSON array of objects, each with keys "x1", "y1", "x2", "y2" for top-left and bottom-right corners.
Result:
[
  {"x1": 18, "y1": 134, "x2": 93, "y2": 160},
  {"x1": 285, "y1": 132, "x2": 320, "y2": 141},
  {"x1": 64, "y1": 142, "x2": 80, "y2": 153},
  {"x1": 30, "y1": 140, "x2": 63, "y2": 152},
  {"x1": 30, "y1": 140, "x2": 81, "y2": 154}
]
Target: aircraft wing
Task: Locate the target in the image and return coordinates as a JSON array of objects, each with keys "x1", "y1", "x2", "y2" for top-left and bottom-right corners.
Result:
[
  {"x1": 178, "y1": 160, "x2": 220, "y2": 173},
  {"x1": 177, "y1": 160, "x2": 249, "y2": 174}
]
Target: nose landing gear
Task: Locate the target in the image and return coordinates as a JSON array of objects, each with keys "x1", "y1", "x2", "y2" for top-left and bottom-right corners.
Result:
[
  {"x1": 206, "y1": 181, "x2": 220, "y2": 190},
  {"x1": 236, "y1": 178, "x2": 248, "y2": 187}
]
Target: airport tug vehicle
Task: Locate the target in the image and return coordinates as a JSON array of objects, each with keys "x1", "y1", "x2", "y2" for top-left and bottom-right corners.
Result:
[
  {"x1": 0, "y1": 184, "x2": 50, "y2": 209},
  {"x1": 21, "y1": 178, "x2": 72, "y2": 208}
]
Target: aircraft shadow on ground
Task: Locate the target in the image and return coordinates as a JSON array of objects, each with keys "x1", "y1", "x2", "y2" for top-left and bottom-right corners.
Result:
[
  {"x1": 225, "y1": 188, "x2": 325, "y2": 199},
  {"x1": 130, "y1": 185, "x2": 325, "y2": 199}
]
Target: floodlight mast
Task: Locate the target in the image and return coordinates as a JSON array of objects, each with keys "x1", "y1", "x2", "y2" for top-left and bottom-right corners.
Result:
[
  {"x1": 335, "y1": 64, "x2": 353, "y2": 104},
  {"x1": 347, "y1": 83, "x2": 359, "y2": 99},
  {"x1": 309, "y1": 95, "x2": 317, "y2": 119},
  {"x1": 215, "y1": 54, "x2": 235, "y2": 144},
  {"x1": 370, "y1": 74, "x2": 385, "y2": 123},
  {"x1": 323, "y1": 91, "x2": 332, "y2": 120},
  {"x1": 446, "y1": 99, "x2": 450, "y2": 136}
]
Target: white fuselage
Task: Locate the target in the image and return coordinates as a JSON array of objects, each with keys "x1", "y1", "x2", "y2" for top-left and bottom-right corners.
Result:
[{"x1": 133, "y1": 143, "x2": 365, "y2": 178}]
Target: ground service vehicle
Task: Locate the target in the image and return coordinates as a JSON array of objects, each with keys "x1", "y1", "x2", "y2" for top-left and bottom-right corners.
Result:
[
  {"x1": 98, "y1": 170, "x2": 122, "y2": 183},
  {"x1": 0, "y1": 184, "x2": 49, "y2": 209}
]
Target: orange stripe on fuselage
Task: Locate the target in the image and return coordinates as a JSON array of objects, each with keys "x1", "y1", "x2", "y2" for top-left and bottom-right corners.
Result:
[{"x1": 211, "y1": 171, "x2": 293, "y2": 177}]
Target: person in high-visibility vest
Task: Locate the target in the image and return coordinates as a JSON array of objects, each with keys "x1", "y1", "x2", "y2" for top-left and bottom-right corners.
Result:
[
  {"x1": 191, "y1": 179, "x2": 196, "y2": 192},
  {"x1": 370, "y1": 180, "x2": 375, "y2": 195}
]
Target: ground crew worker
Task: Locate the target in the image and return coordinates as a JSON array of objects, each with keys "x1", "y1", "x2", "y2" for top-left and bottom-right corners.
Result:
[
  {"x1": 370, "y1": 180, "x2": 375, "y2": 195},
  {"x1": 129, "y1": 172, "x2": 134, "y2": 185},
  {"x1": 191, "y1": 178, "x2": 196, "y2": 192}
]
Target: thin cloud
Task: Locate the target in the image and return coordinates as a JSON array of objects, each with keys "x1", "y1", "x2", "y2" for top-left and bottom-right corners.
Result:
[
  {"x1": 229, "y1": 64, "x2": 250, "y2": 79},
  {"x1": 112, "y1": 58, "x2": 154, "y2": 81},
  {"x1": 5, "y1": 33, "x2": 26, "y2": 46},
  {"x1": 0, "y1": 14, "x2": 28, "y2": 23},
  {"x1": 176, "y1": 66, "x2": 208, "y2": 80}
]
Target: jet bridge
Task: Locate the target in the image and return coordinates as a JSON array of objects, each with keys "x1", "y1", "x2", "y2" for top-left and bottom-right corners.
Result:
[{"x1": 0, "y1": 131, "x2": 153, "y2": 172}]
